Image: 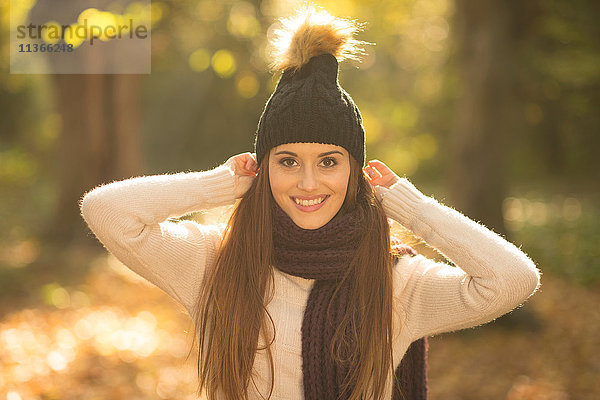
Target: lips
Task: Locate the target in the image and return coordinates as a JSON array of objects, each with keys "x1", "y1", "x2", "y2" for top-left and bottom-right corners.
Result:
[{"x1": 290, "y1": 195, "x2": 330, "y2": 211}]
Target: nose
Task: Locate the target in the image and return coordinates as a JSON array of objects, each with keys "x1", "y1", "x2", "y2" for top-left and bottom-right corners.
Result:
[{"x1": 297, "y1": 165, "x2": 318, "y2": 191}]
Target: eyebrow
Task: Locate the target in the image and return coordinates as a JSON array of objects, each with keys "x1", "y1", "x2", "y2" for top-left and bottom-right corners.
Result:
[{"x1": 273, "y1": 150, "x2": 344, "y2": 157}]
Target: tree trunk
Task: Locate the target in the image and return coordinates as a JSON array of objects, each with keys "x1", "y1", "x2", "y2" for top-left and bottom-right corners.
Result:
[
  {"x1": 48, "y1": 74, "x2": 142, "y2": 244},
  {"x1": 449, "y1": 0, "x2": 520, "y2": 237}
]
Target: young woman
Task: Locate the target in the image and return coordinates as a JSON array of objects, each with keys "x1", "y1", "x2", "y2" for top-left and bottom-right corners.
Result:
[{"x1": 80, "y1": 5, "x2": 540, "y2": 400}]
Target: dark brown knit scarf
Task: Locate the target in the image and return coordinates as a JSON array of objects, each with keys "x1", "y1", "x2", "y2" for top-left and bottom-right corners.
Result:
[{"x1": 271, "y1": 201, "x2": 428, "y2": 399}]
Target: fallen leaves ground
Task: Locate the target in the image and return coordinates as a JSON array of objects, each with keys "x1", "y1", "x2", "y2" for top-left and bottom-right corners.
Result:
[{"x1": 1, "y1": 249, "x2": 599, "y2": 399}]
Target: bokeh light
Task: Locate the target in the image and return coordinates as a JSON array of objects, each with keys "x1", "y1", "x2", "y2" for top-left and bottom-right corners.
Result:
[
  {"x1": 0, "y1": 255, "x2": 199, "y2": 398},
  {"x1": 211, "y1": 49, "x2": 237, "y2": 78},
  {"x1": 235, "y1": 71, "x2": 260, "y2": 98},
  {"x1": 189, "y1": 48, "x2": 212, "y2": 72}
]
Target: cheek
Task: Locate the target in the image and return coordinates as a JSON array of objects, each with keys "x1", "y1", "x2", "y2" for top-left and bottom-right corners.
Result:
[
  {"x1": 269, "y1": 169, "x2": 288, "y2": 198},
  {"x1": 329, "y1": 170, "x2": 350, "y2": 198}
]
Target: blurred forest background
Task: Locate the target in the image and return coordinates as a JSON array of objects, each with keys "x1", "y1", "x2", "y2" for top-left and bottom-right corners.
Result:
[{"x1": 1, "y1": 0, "x2": 599, "y2": 398}]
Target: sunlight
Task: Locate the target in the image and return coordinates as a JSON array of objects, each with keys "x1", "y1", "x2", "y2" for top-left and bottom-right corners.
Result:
[
  {"x1": 39, "y1": 20, "x2": 61, "y2": 44},
  {"x1": 8, "y1": 0, "x2": 37, "y2": 27},
  {"x1": 189, "y1": 48, "x2": 211, "y2": 72},
  {"x1": 236, "y1": 71, "x2": 260, "y2": 98},
  {"x1": 195, "y1": 0, "x2": 225, "y2": 22},
  {"x1": 46, "y1": 350, "x2": 69, "y2": 371},
  {"x1": 212, "y1": 49, "x2": 237, "y2": 78},
  {"x1": 7, "y1": 392, "x2": 23, "y2": 400},
  {"x1": 0, "y1": 299, "x2": 168, "y2": 394},
  {"x1": 503, "y1": 196, "x2": 583, "y2": 230},
  {"x1": 361, "y1": 108, "x2": 383, "y2": 144},
  {"x1": 2, "y1": 0, "x2": 597, "y2": 397},
  {"x1": 227, "y1": 1, "x2": 261, "y2": 39},
  {"x1": 151, "y1": 2, "x2": 168, "y2": 26}
]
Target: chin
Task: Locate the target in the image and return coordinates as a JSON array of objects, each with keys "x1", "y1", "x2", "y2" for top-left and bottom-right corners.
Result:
[
  {"x1": 290, "y1": 214, "x2": 333, "y2": 230},
  {"x1": 294, "y1": 220, "x2": 325, "y2": 230}
]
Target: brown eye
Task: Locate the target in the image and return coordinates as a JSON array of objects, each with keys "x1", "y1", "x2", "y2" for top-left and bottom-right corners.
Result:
[
  {"x1": 320, "y1": 157, "x2": 337, "y2": 167},
  {"x1": 279, "y1": 158, "x2": 297, "y2": 167}
]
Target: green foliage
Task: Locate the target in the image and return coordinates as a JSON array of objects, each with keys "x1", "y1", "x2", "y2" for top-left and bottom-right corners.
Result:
[
  {"x1": 506, "y1": 193, "x2": 600, "y2": 286},
  {"x1": 513, "y1": 0, "x2": 600, "y2": 182}
]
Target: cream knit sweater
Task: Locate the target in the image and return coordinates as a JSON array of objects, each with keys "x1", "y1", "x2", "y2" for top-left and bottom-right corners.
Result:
[{"x1": 79, "y1": 162, "x2": 541, "y2": 399}]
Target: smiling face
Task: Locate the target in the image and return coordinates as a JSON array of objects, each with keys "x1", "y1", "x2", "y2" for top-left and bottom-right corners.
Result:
[{"x1": 268, "y1": 142, "x2": 351, "y2": 230}]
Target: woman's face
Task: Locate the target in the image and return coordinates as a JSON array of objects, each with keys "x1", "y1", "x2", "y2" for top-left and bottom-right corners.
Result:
[{"x1": 269, "y1": 142, "x2": 351, "y2": 230}]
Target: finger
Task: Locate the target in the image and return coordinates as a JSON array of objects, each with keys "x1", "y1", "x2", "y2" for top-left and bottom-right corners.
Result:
[
  {"x1": 243, "y1": 152, "x2": 257, "y2": 167},
  {"x1": 245, "y1": 159, "x2": 257, "y2": 175},
  {"x1": 366, "y1": 167, "x2": 386, "y2": 187},
  {"x1": 250, "y1": 153, "x2": 258, "y2": 171},
  {"x1": 368, "y1": 159, "x2": 386, "y2": 167},
  {"x1": 236, "y1": 152, "x2": 250, "y2": 164},
  {"x1": 369, "y1": 160, "x2": 389, "y2": 171},
  {"x1": 363, "y1": 171, "x2": 379, "y2": 190},
  {"x1": 364, "y1": 165, "x2": 382, "y2": 180},
  {"x1": 233, "y1": 156, "x2": 243, "y2": 171},
  {"x1": 367, "y1": 159, "x2": 393, "y2": 175},
  {"x1": 235, "y1": 156, "x2": 250, "y2": 174}
]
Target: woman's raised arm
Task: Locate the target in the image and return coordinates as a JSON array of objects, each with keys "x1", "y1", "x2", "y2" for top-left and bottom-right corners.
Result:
[
  {"x1": 79, "y1": 162, "x2": 237, "y2": 315},
  {"x1": 365, "y1": 161, "x2": 541, "y2": 340}
]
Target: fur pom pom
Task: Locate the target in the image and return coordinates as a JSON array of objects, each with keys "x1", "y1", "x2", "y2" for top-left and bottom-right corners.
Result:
[{"x1": 268, "y1": 3, "x2": 373, "y2": 74}]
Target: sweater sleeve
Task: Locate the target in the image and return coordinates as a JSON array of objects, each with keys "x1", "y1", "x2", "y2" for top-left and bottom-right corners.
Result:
[
  {"x1": 79, "y1": 163, "x2": 237, "y2": 315},
  {"x1": 375, "y1": 179, "x2": 541, "y2": 341}
]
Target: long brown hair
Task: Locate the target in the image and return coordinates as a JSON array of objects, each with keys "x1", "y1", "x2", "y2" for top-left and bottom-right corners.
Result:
[{"x1": 191, "y1": 150, "x2": 412, "y2": 399}]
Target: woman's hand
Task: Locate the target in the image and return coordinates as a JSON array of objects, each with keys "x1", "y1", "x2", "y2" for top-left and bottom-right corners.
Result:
[
  {"x1": 363, "y1": 160, "x2": 399, "y2": 188},
  {"x1": 363, "y1": 160, "x2": 400, "y2": 200},
  {"x1": 225, "y1": 152, "x2": 258, "y2": 198}
]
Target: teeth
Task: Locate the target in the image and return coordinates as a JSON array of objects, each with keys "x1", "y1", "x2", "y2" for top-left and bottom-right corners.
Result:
[{"x1": 294, "y1": 197, "x2": 325, "y2": 206}]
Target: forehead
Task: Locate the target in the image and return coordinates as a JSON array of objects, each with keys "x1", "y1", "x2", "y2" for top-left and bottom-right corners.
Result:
[{"x1": 271, "y1": 142, "x2": 348, "y2": 157}]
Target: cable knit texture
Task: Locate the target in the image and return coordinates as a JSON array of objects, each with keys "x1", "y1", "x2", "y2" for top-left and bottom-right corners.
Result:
[
  {"x1": 272, "y1": 200, "x2": 424, "y2": 399},
  {"x1": 254, "y1": 53, "x2": 366, "y2": 167},
  {"x1": 272, "y1": 200, "x2": 362, "y2": 399},
  {"x1": 80, "y1": 164, "x2": 541, "y2": 399}
]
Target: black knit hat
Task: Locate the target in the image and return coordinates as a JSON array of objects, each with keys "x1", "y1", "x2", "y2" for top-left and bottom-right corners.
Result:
[
  {"x1": 253, "y1": 5, "x2": 371, "y2": 167},
  {"x1": 254, "y1": 53, "x2": 366, "y2": 166}
]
